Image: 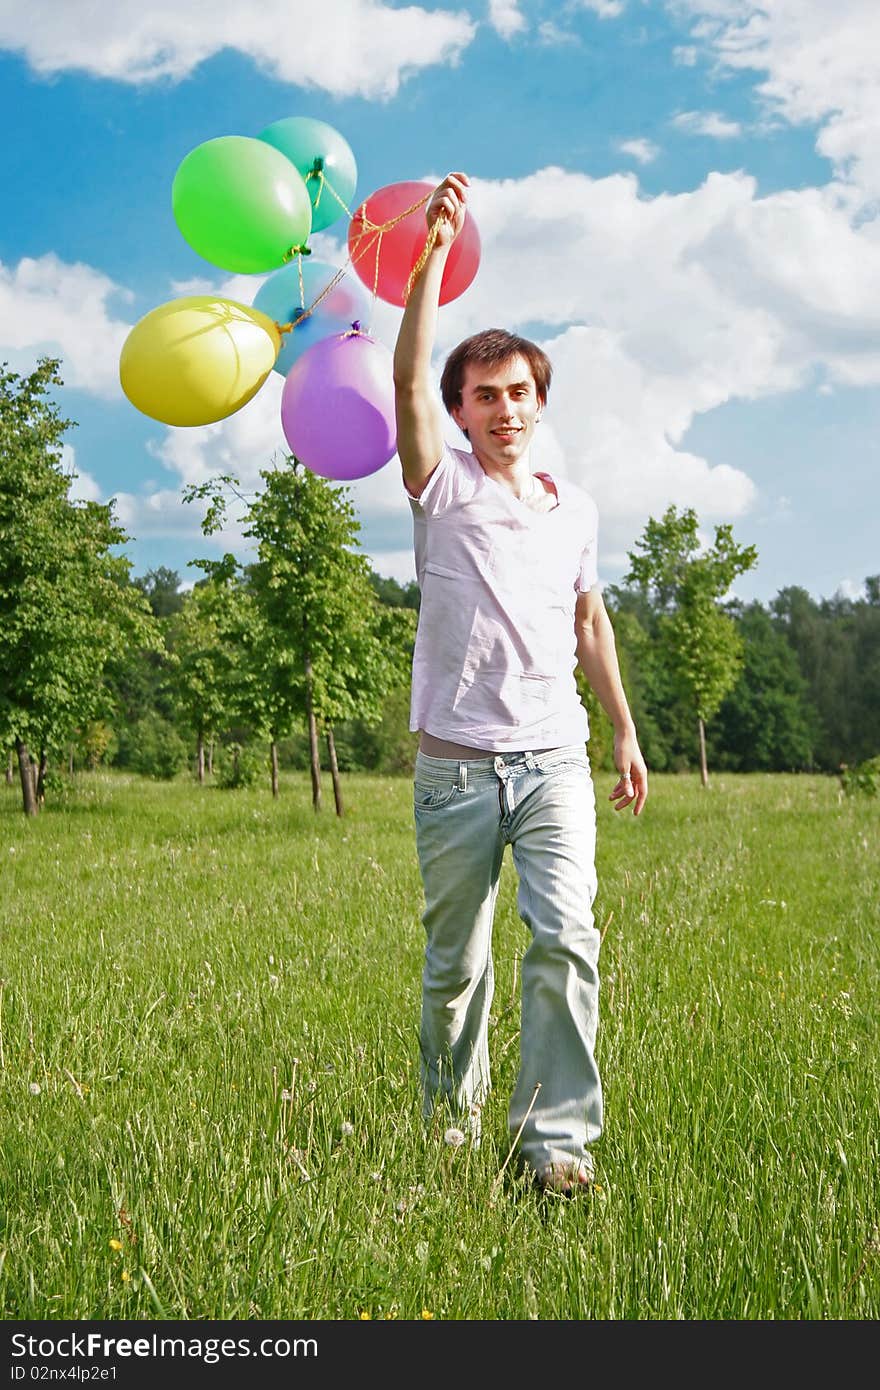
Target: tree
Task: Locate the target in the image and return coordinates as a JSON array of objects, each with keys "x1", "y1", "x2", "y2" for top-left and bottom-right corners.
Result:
[
  {"x1": 187, "y1": 460, "x2": 414, "y2": 812},
  {"x1": 770, "y1": 578, "x2": 880, "y2": 769},
  {"x1": 243, "y1": 462, "x2": 413, "y2": 812},
  {"x1": 625, "y1": 505, "x2": 758, "y2": 786},
  {"x1": 0, "y1": 359, "x2": 159, "y2": 813},
  {"x1": 163, "y1": 577, "x2": 253, "y2": 781},
  {"x1": 134, "y1": 567, "x2": 185, "y2": 619},
  {"x1": 709, "y1": 603, "x2": 818, "y2": 770}
]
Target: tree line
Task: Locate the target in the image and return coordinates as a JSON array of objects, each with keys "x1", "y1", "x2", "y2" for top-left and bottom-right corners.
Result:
[{"x1": 3, "y1": 359, "x2": 877, "y2": 816}]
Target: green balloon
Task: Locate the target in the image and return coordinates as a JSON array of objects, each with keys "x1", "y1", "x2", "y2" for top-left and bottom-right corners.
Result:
[
  {"x1": 172, "y1": 135, "x2": 313, "y2": 274},
  {"x1": 257, "y1": 117, "x2": 357, "y2": 233}
]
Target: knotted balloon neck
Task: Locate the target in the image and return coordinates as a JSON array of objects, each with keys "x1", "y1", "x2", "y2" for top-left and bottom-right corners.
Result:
[
  {"x1": 305, "y1": 158, "x2": 326, "y2": 211},
  {"x1": 282, "y1": 244, "x2": 312, "y2": 263}
]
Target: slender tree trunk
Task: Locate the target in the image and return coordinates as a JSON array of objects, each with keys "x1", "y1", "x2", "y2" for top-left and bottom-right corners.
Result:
[
  {"x1": 6, "y1": 748, "x2": 13, "y2": 785},
  {"x1": 207, "y1": 739, "x2": 214, "y2": 776},
  {"x1": 698, "y1": 716, "x2": 709, "y2": 788},
  {"x1": 36, "y1": 749, "x2": 48, "y2": 805},
  {"x1": 197, "y1": 732, "x2": 205, "y2": 784},
  {"x1": 304, "y1": 652, "x2": 321, "y2": 812},
  {"x1": 68, "y1": 746, "x2": 74, "y2": 775},
  {"x1": 270, "y1": 739, "x2": 280, "y2": 799},
  {"x1": 326, "y1": 727, "x2": 343, "y2": 817},
  {"x1": 16, "y1": 740, "x2": 38, "y2": 816}
]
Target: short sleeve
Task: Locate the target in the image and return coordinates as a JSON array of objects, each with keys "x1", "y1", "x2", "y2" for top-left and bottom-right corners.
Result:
[
  {"x1": 404, "y1": 445, "x2": 480, "y2": 519},
  {"x1": 574, "y1": 495, "x2": 599, "y2": 593}
]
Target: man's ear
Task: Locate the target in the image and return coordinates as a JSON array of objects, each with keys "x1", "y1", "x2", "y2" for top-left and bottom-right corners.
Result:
[{"x1": 451, "y1": 404, "x2": 468, "y2": 439}]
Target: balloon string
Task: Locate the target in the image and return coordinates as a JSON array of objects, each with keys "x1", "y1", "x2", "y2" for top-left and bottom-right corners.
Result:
[
  {"x1": 275, "y1": 189, "x2": 439, "y2": 339},
  {"x1": 403, "y1": 214, "x2": 443, "y2": 305},
  {"x1": 296, "y1": 252, "x2": 305, "y2": 316},
  {"x1": 274, "y1": 263, "x2": 350, "y2": 337},
  {"x1": 304, "y1": 163, "x2": 326, "y2": 212}
]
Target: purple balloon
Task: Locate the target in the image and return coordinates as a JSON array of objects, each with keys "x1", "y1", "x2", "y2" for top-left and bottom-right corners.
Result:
[{"x1": 280, "y1": 330, "x2": 397, "y2": 481}]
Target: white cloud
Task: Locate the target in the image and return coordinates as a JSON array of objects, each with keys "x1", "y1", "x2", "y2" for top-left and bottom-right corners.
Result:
[
  {"x1": 672, "y1": 110, "x2": 742, "y2": 138},
  {"x1": 25, "y1": 159, "x2": 880, "y2": 587},
  {"x1": 0, "y1": 255, "x2": 131, "y2": 396},
  {"x1": 675, "y1": 0, "x2": 880, "y2": 199},
  {"x1": 60, "y1": 445, "x2": 104, "y2": 505},
  {"x1": 618, "y1": 138, "x2": 660, "y2": 165},
  {"x1": 488, "y1": 0, "x2": 526, "y2": 39},
  {"x1": 363, "y1": 547, "x2": 418, "y2": 583},
  {"x1": 415, "y1": 165, "x2": 880, "y2": 554},
  {"x1": 673, "y1": 45, "x2": 698, "y2": 66},
  {"x1": 577, "y1": 0, "x2": 625, "y2": 17},
  {"x1": 835, "y1": 577, "x2": 865, "y2": 601},
  {"x1": 0, "y1": 0, "x2": 475, "y2": 100},
  {"x1": 537, "y1": 21, "x2": 578, "y2": 45}
]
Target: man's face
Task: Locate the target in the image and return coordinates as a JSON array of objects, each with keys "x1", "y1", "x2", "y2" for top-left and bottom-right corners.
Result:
[{"x1": 451, "y1": 354, "x2": 543, "y2": 468}]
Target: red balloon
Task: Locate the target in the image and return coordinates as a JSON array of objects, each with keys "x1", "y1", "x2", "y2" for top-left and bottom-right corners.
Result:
[{"x1": 347, "y1": 180, "x2": 480, "y2": 308}]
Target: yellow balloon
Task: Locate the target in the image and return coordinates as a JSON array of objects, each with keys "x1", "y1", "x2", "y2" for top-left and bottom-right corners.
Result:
[{"x1": 119, "y1": 296, "x2": 281, "y2": 426}]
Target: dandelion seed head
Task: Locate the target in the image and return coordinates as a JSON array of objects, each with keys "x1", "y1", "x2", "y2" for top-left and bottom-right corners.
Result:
[
  {"x1": 444, "y1": 1127, "x2": 466, "y2": 1147},
  {"x1": 340, "y1": 1121, "x2": 355, "y2": 1137},
  {"x1": 28, "y1": 1082, "x2": 41, "y2": 1095}
]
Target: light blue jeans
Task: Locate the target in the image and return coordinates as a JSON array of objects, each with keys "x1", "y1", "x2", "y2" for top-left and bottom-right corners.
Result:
[{"x1": 413, "y1": 744, "x2": 601, "y2": 1174}]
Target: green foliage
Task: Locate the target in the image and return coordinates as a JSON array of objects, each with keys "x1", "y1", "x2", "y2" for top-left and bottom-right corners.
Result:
[
  {"x1": 163, "y1": 577, "x2": 254, "y2": 748},
  {"x1": 216, "y1": 741, "x2": 264, "y2": 789},
  {"x1": 771, "y1": 580, "x2": 880, "y2": 768},
  {"x1": 73, "y1": 719, "x2": 118, "y2": 770},
  {"x1": 839, "y1": 756, "x2": 880, "y2": 797},
  {"x1": 709, "y1": 603, "x2": 818, "y2": 770},
  {"x1": 0, "y1": 358, "x2": 161, "y2": 806},
  {"x1": 337, "y1": 684, "x2": 421, "y2": 774},
  {"x1": 369, "y1": 571, "x2": 421, "y2": 611},
  {"x1": 117, "y1": 713, "x2": 189, "y2": 780},
  {"x1": 187, "y1": 462, "x2": 416, "y2": 799},
  {"x1": 133, "y1": 567, "x2": 185, "y2": 619},
  {"x1": 623, "y1": 506, "x2": 758, "y2": 777}
]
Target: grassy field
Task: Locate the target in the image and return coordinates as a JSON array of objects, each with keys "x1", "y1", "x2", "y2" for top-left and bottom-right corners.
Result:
[{"x1": 1, "y1": 768, "x2": 877, "y2": 1321}]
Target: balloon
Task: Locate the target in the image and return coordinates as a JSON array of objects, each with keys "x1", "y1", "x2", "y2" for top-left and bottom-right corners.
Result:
[
  {"x1": 119, "y1": 297, "x2": 281, "y2": 426},
  {"x1": 348, "y1": 180, "x2": 480, "y2": 307},
  {"x1": 252, "y1": 259, "x2": 371, "y2": 377},
  {"x1": 280, "y1": 331, "x2": 396, "y2": 480},
  {"x1": 172, "y1": 136, "x2": 312, "y2": 273},
  {"x1": 257, "y1": 116, "x2": 357, "y2": 233}
]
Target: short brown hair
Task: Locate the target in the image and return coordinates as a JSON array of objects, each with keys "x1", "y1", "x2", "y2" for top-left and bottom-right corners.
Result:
[{"x1": 440, "y1": 329, "x2": 552, "y2": 414}]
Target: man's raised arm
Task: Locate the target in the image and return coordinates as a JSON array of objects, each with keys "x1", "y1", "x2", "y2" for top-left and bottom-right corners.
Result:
[{"x1": 393, "y1": 172, "x2": 469, "y2": 499}]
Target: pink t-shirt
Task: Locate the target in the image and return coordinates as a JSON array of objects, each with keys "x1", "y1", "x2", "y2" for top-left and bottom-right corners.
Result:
[{"x1": 405, "y1": 445, "x2": 599, "y2": 751}]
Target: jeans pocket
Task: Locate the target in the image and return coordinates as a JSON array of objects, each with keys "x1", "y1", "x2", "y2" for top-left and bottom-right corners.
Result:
[{"x1": 413, "y1": 780, "x2": 459, "y2": 811}]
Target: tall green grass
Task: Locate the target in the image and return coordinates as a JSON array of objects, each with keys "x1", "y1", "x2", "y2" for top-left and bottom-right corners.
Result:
[{"x1": 1, "y1": 770, "x2": 877, "y2": 1320}]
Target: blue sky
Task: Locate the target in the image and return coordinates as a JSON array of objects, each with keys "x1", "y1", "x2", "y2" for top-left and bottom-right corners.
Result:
[{"x1": 1, "y1": 0, "x2": 877, "y2": 604}]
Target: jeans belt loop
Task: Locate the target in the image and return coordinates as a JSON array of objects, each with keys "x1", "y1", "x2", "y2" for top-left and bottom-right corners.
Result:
[{"x1": 458, "y1": 761, "x2": 468, "y2": 793}]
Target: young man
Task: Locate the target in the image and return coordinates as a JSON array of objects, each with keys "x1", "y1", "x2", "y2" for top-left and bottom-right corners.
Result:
[{"x1": 394, "y1": 172, "x2": 648, "y2": 1194}]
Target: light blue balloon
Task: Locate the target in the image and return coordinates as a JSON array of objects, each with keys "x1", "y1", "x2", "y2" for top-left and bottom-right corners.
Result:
[{"x1": 253, "y1": 259, "x2": 371, "y2": 377}]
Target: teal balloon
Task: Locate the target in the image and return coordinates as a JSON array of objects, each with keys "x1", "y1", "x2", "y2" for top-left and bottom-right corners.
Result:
[
  {"x1": 172, "y1": 135, "x2": 313, "y2": 274},
  {"x1": 257, "y1": 117, "x2": 357, "y2": 232},
  {"x1": 253, "y1": 260, "x2": 371, "y2": 377}
]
